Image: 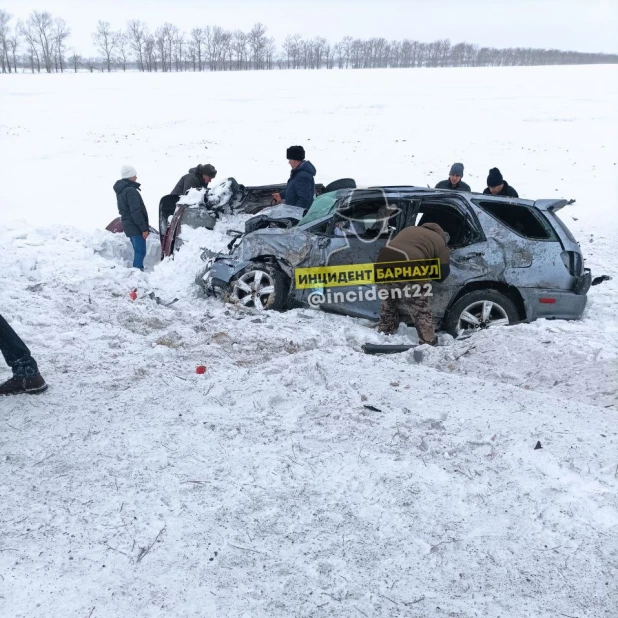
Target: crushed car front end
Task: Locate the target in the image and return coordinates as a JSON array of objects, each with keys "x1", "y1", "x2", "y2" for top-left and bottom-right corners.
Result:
[{"x1": 196, "y1": 226, "x2": 322, "y2": 305}]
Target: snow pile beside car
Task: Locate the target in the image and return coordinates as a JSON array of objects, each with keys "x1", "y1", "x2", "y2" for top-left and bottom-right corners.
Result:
[
  {"x1": 176, "y1": 187, "x2": 205, "y2": 207},
  {"x1": 206, "y1": 178, "x2": 235, "y2": 209},
  {"x1": 176, "y1": 179, "x2": 235, "y2": 210}
]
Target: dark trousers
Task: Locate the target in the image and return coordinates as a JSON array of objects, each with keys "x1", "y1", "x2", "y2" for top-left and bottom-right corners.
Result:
[
  {"x1": 129, "y1": 235, "x2": 146, "y2": 269},
  {"x1": 0, "y1": 314, "x2": 40, "y2": 378}
]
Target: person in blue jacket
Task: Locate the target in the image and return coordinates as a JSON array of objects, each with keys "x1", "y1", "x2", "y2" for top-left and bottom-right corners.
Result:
[{"x1": 272, "y1": 146, "x2": 316, "y2": 212}]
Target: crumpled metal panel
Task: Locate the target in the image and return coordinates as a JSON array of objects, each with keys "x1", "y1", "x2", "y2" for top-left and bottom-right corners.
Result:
[
  {"x1": 266, "y1": 204, "x2": 306, "y2": 221},
  {"x1": 231, "y1": 228, "x2": 322, "y2": 274}
]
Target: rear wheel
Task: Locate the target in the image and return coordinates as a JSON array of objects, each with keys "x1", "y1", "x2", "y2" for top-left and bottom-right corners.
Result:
[
  {"x1": 444, "y1": 289, "x2": 519, "y2": 337},
  {"x1": 226, "y1": 263, "x2": 289, "y2": 311}
]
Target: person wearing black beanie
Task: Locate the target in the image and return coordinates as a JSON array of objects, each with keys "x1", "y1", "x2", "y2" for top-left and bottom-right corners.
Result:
[
  {"x1": 483, "y1": 167, "x2": 519, "y2": 197},
  {"x1": 272, "y1": 145, "x2": 317, "y2": 211}
]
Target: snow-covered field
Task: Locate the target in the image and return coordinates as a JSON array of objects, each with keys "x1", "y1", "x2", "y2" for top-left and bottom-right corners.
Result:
[{"x1": 1, "y1": 66, "x2": 617, "y2": 617}]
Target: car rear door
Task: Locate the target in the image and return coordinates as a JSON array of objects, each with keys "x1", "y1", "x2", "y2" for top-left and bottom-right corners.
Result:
[{"x1": 413, "y1": 196, "x2": 490, "y2": 319}]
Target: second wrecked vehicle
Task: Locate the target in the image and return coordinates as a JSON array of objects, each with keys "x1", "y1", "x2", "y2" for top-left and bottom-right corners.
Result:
[
  {"x1": 198, "y1": 187, "x2": 601, "y2": 336},
  {"x1": 158, "y1": 177, "x2": 356, "y2": 259}
]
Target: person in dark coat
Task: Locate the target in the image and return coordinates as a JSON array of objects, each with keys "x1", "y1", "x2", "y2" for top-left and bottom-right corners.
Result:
[
  {"x1": 483, "y1": 168, "x2": 519, "y2": 197},
  {"x1": 113, "y1": 164, "x2": 149, "y2": 270},
  {"x1": 171, "y1": 164, "x2": 217, "y2": 196},
  {"x1": 435, "y1": 162, "x2": 471, "y2": 192},
  {"x1": 272, "y1": 146, "x2": 316, "y2": 211},
  {"x1": 0, "y1": 313, "x2": 47, "y2": 396},
  {"x1": 376, "y1": 223, "x2": 450, "y2": 345}
]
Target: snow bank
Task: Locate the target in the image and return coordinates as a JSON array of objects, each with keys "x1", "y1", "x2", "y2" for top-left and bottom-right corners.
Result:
[{"x1": 176, "y1": 187, "x2": 205, "y2": 206}]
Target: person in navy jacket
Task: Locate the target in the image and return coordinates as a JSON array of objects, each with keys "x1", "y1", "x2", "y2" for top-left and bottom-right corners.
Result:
[{"x1": 272, "y1": 145, "x2": 316, "y2": 212}]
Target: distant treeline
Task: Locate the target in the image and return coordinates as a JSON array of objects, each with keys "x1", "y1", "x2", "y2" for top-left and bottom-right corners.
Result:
[{"x1": 1, "y1": 10, "x2": 617, "y2": 74}]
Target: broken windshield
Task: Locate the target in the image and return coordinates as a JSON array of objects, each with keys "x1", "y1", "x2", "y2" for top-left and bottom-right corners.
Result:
[{"x1": 298, "y1": 192, "x2": 338, "y2": 226}]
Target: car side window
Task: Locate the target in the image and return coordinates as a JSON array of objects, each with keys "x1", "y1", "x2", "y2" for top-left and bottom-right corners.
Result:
[
  {"x1": 308, "y1": 219, "x2": 331, "y2": 235},
  {"x1": 412, "y1": 202, "x2": 477, "y2": 248},
  {"x1": 477, "y1": 201, "x2": 553, "y2": 240},
  {"x1": 332, "y1": 199, "x2": 399, "y2": 239}
]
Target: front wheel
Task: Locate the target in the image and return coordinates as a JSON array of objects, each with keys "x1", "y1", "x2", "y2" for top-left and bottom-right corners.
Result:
[
  {"x1": 444, "y1": 289, "x2": 519, "y2": 337},
  {"x1": 226, "y1": 263, "x2": 289, "y2": 311}
]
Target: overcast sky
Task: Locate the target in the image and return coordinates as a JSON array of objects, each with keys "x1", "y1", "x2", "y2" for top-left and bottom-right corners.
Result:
[{"x1": 2, "y1": 0, "x2": 617, "y2": 56}]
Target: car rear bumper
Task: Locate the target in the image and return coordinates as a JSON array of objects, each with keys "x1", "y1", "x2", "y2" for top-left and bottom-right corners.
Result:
[{"x1": 520, "y1": 287, "x2": 588, "y2": 321}]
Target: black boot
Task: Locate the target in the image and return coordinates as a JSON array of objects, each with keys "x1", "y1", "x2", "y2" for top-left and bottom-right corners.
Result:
[{"x1": 0, "y1": 375, "x2": 48, "y2": 396}]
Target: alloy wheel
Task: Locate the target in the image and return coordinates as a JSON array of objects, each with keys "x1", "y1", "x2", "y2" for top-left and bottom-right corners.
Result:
[
  {"x1": 231, "y1": 269, "x2": 276, "y2": 311},
  {"x1": 456, "y1": 300, "x2": 510, "y2": 334}
]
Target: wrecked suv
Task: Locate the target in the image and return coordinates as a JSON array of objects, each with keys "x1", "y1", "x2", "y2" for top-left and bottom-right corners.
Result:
[{"x1": 198, "y1": 187, "x2": 596, "y2": 335}]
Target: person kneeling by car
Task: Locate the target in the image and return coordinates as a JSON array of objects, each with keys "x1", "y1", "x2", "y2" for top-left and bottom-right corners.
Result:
[
  {"x1": 376, "y1": 223, "x2": 451, "y2": 345},
  {"x1": 272, "y1": 145, "x2": 316, "y2": 212},
  {"x1": 0, "y1": 313, "x2": 48, "y2": 396}
]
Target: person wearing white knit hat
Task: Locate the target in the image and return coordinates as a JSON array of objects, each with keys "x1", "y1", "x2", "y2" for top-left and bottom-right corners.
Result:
[
  {"x1": 113, "y1": 164, "x2": 150, "y2": 270},
  {"x1": 120, "y1": 164, "x2": 137, "y2": 180}
]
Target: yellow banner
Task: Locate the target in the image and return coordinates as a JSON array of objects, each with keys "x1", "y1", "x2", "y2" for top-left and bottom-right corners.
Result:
[{"x1": 295, "y1": 259, "x2": 441, "y2": 289}]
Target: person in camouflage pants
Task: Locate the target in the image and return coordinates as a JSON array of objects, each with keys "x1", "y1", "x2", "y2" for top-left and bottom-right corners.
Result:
[
  {"x1": 375, "y1": 222, "x2": 451, "y2": 346},
  {"x1": 377, "y1": 282, "x2": 437, "y2": 344}
]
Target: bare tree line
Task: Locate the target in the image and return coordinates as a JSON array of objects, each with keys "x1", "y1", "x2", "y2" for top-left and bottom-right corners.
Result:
[
  {"x1": 1, "y1": 10, "x2": 70, "y2": 73},
  {"x1": 2, "y1": 9, "x2": 617, "y2": 75}
]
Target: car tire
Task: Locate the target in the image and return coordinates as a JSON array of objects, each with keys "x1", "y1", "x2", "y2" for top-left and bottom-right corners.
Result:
[
  {"x1": 444, "y1": 289, "x2": 519, "y2": 338},
  {"x1": 226, "y1": 262, "x2": 289, "y2": 311}
]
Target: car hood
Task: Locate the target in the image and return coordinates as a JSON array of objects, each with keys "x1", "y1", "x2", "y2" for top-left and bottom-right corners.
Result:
[
  {"x1": 230, "y1": 227, "x2": 320, "y2": 268},
  {"x1": 262, "y1": 204, "x2": 306, "y2": 221}
]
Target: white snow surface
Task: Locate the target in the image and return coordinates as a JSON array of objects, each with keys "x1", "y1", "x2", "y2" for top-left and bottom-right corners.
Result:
[{"x1": 0, "y1": 66, "x2": 617, "y2": 617}]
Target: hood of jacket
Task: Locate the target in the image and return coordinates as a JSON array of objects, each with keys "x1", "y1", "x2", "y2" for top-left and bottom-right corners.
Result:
[
  {"x1": 113, "y1": 178, "x2": 140, "y2": 195},
  {"x1": 291, "y1": 160, "x2": 316, "y2": 178},
  {"x1": 421, "y1": 222, "x2": 448, "y2": 243}
]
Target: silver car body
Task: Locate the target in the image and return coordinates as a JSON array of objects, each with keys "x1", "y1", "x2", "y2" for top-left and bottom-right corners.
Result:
[{"x1": 203, "y1": 188, "x2": 591, "y2": 324}]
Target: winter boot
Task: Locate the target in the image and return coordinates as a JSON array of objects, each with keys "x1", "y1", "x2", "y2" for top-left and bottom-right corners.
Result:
[{"x1": 0, "y1": 375, "x2": 48, "y2": 396}]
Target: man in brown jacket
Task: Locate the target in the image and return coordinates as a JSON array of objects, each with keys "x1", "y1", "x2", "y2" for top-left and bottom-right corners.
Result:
[
  {"x1": 170, "y1": 164, "x2": 217, "y2": 196},
  {"x1": 376, "y1": 223, "x2": 450, "y2": 344}
]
